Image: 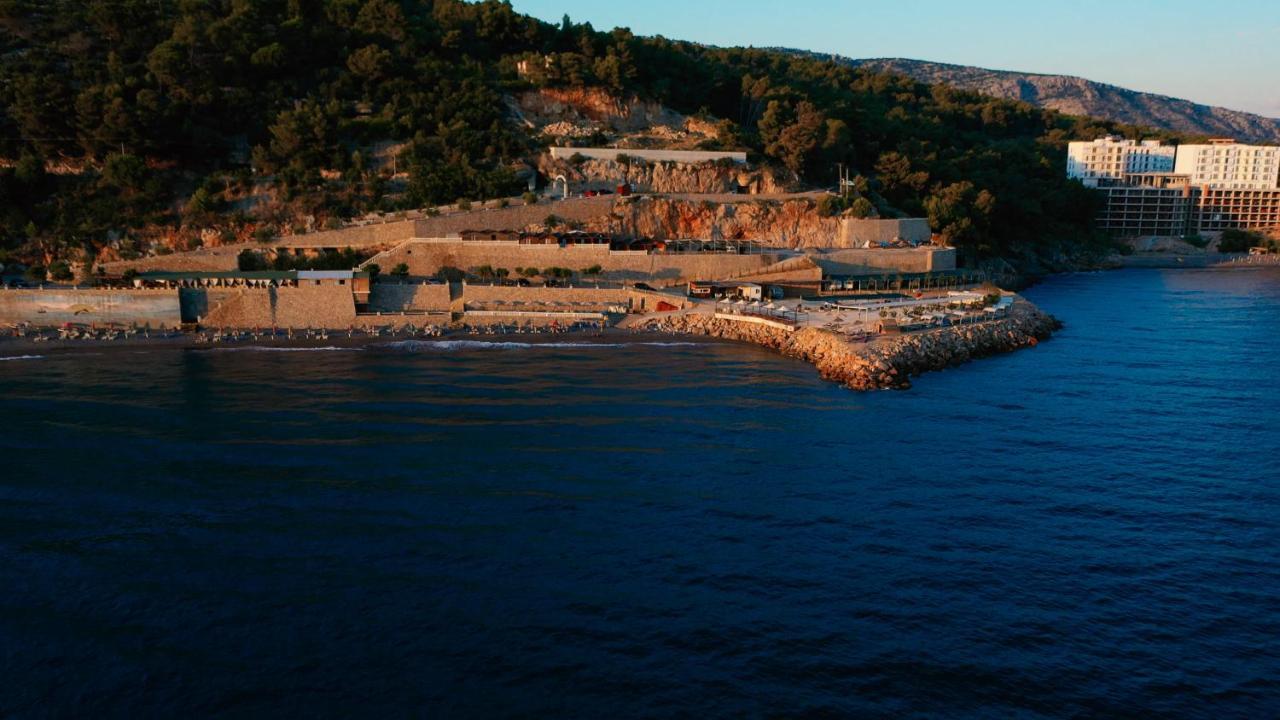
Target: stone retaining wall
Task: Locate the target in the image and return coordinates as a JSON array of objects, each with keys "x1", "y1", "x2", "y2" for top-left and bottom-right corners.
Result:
[
  {"x1": 839, "y1": 218, "x2": 933, "y2": 248},
  {"x1": 373, "y1": 239, "x2": 778, "y2": 284},
  {"x1": 368, "y1": 283, "x2": 453, "y2": 312},
  {"x1": 201, "y1": 285, "x2": 355, "y2": 329},
  {"x1": 411, "y1": 197, "x2": 615, "y2": 238},
  {"x1": 813, "y1": 247, "x2": 956, "y2": 275},
  {"x1": 461, "y1": 284, "x2": 630, "y2": 306},
  {"x1": 275, "y1": 219, "x2": 418, "y2": 249}
]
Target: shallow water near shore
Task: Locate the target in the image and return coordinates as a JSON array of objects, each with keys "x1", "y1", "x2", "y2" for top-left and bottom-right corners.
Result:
[{"x1": 1, "y1": 268, "x2": 1278, "y2": 717}]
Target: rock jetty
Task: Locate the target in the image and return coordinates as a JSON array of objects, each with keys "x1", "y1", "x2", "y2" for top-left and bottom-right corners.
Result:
[{"x1": 637, "y1": 300, "x2": 1060, "y2": 391}]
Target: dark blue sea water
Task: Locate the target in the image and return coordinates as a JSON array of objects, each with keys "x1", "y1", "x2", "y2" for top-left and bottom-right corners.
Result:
[{"x1": 1, "y1": 268, "x2": 1278, "y2": 718}]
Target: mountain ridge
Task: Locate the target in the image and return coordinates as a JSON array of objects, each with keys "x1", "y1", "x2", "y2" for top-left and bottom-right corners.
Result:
[{"x1": 783, "y1": 53, "x2": 1280, "y2": 144}]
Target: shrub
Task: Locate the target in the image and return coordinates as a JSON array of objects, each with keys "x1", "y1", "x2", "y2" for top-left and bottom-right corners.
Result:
[
  {"x1": 237, "y1": 249, "x2": 268, "y2": 271},
  {"x1": 390, "y1": 262, "x2": 410, "y2": 277},
  {"x1": 498, "y1": 198, "x2": 509, "y2": 208},
  {"x1": 436, "y1": 265, "x2": 465, "y2": 282},
  {"x1": 850, "y1": 197, "x2": 875, "y2": 219},
  {"x1": 544, "y1": 214, "x2": 561, "y2": 228},
  {"x1": 48, "y1": 258, "x2": 73, "y2": 279},
  {"x1": 816, "y1": 194, "x2": 842, "y2": 218},
  {"x1": 1218, "y1": 228, "x2": 1264, "y2": 253},
  {"x1": 522, "y1": 191, "x2": 538, "y2": 205},
  {"x1": 581, "y1": 264, "x2": 602, "y2": 275},
  {"x1": 122, "y1": 268, "x2": 139, "y2": 282},
  {"x1": 1182, "y1": 234, "x2": 1208, "y2": 248},
  {"x1": 456, "y1": 198, "x2": 472, "y2": 211},
  {"x1": 365, "y1": 263, "x2": 381, "y2": 280},
  {"x1": 569, "y1": 152, "x2": 586, "y2": 165},
  {"x1": 25, "y1": 265, "x2": 46, "y2": 282},
  {"x1": 253, "y1": 225, "x2": 276, "y2": 243}
]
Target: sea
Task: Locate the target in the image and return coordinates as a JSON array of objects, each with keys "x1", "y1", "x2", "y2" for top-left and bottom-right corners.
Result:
[{"x1": 1, "y1": 268, "x2": 1277, "y2": 718}]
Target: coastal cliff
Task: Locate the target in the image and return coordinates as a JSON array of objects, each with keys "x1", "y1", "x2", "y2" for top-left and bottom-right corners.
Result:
[
  {"x1": 598, "y1": 197, "x2": 841, "y2": 247},
  {"x1": 636, "y1": 302, "x2": 1059, "y2": 390}
]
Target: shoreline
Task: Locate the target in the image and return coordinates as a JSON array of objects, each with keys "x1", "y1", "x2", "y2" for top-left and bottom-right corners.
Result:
[
  {"x1": 0, "y1": 306, "x2": 1058, "y2": 393},
  {"x1": 0, "y1": 293, "x2": 1063, "y2": 392},
  {"x1": 633, "y1": 299, "x2": 1060, "y2": 391},
  {"x1": 0, "y1": 325, "x2": 717, "y2": 357}
]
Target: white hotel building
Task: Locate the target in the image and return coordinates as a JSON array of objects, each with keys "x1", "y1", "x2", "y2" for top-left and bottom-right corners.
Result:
[
  {"x1": 1173, "y1": 139, "x2": 1280, "y2": 190},
  {"x1": 1066, "y1": 136, "x2": 1176, "y2": 187},
  {"x1": 1068, "y1": 137, "x2": 1280, "y2": 236}
]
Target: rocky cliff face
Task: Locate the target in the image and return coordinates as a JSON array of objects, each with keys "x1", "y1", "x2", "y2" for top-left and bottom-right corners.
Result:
[
  {"x1": 808, "y1": 56, "x2": 1280, "y2": 143},
  {"x1": 515, "y1": 87, "x2": 723, "y2": 150},
  {"x1": 591, "y1": 197, "x2": 842, "y2": 247},
  {"x1": 539, "y1": 156, "x2": 795, "y2": 195},
  {"x1": 638, "y1": 301, "x2": 1059, "y2": 390}
]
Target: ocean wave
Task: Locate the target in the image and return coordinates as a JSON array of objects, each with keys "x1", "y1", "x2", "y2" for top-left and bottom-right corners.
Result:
[
  {"x1": 199, "y1": 346, "x2": 363, "y2": 353},
  {"x1": 0, "y1": 354, "x2": 44, "y2": 361},
  {"x1": 381, "y1": 340, "x2": 702, "y2": 351}
]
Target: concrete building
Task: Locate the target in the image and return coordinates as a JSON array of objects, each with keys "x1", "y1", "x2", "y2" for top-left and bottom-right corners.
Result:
[
  {"x1": 1095, "y1": 184, "x2": 1280, "y2": 236},
  {"x1": 1067, "y1": 136, "x2": 1176, "y2": 187},
  {"x1": 1173, "y1": 139, "x2": 1280, "y2": 191},
  {"x1": 1070, "y1": 137, "x2": 1280, "y2": 236},
  {"x1": 1096, "y1": 185, "x2": 1195, "y2": 237},
  {"x1": 838, "y1": 217, "x2": 933, "y2": 248}
]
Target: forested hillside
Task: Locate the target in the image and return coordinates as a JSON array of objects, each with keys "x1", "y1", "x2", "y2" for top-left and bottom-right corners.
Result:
[{"x1": 1, "y1": 0, "x2": 1176, "y2": 272}]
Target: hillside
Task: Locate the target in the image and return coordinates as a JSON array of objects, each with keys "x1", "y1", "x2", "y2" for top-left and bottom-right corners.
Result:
[
  {"x1": 0, "y1": 0, "x2": 1171, "y2": 278},
  {"x1": 813, "y1": 56, "x2": 1280, "y2": 144}
]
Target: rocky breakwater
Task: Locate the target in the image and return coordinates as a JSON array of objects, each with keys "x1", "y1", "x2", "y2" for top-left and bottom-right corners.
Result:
[{"x1": 637, "y1": 300, "x2": 1060, "y2": 390}]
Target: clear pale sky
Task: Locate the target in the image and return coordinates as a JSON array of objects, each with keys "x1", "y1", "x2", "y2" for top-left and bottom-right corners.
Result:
[{"x1": 509, "y1": 0, "x2": 1280, "y2": 118}]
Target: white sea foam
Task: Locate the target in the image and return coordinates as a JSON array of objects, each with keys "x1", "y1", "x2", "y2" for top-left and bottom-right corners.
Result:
[
  {"x1": 201, "y1": 346, "x2": 363, "y2": 353},
  {"x1": 0, "y1": 354, "x2": 44, "y2": 361}
]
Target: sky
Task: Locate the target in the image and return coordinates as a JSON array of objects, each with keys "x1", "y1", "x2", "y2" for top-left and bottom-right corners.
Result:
[{"x1": 509, "y1": 0, "x2": 1280, "y2": 118}]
